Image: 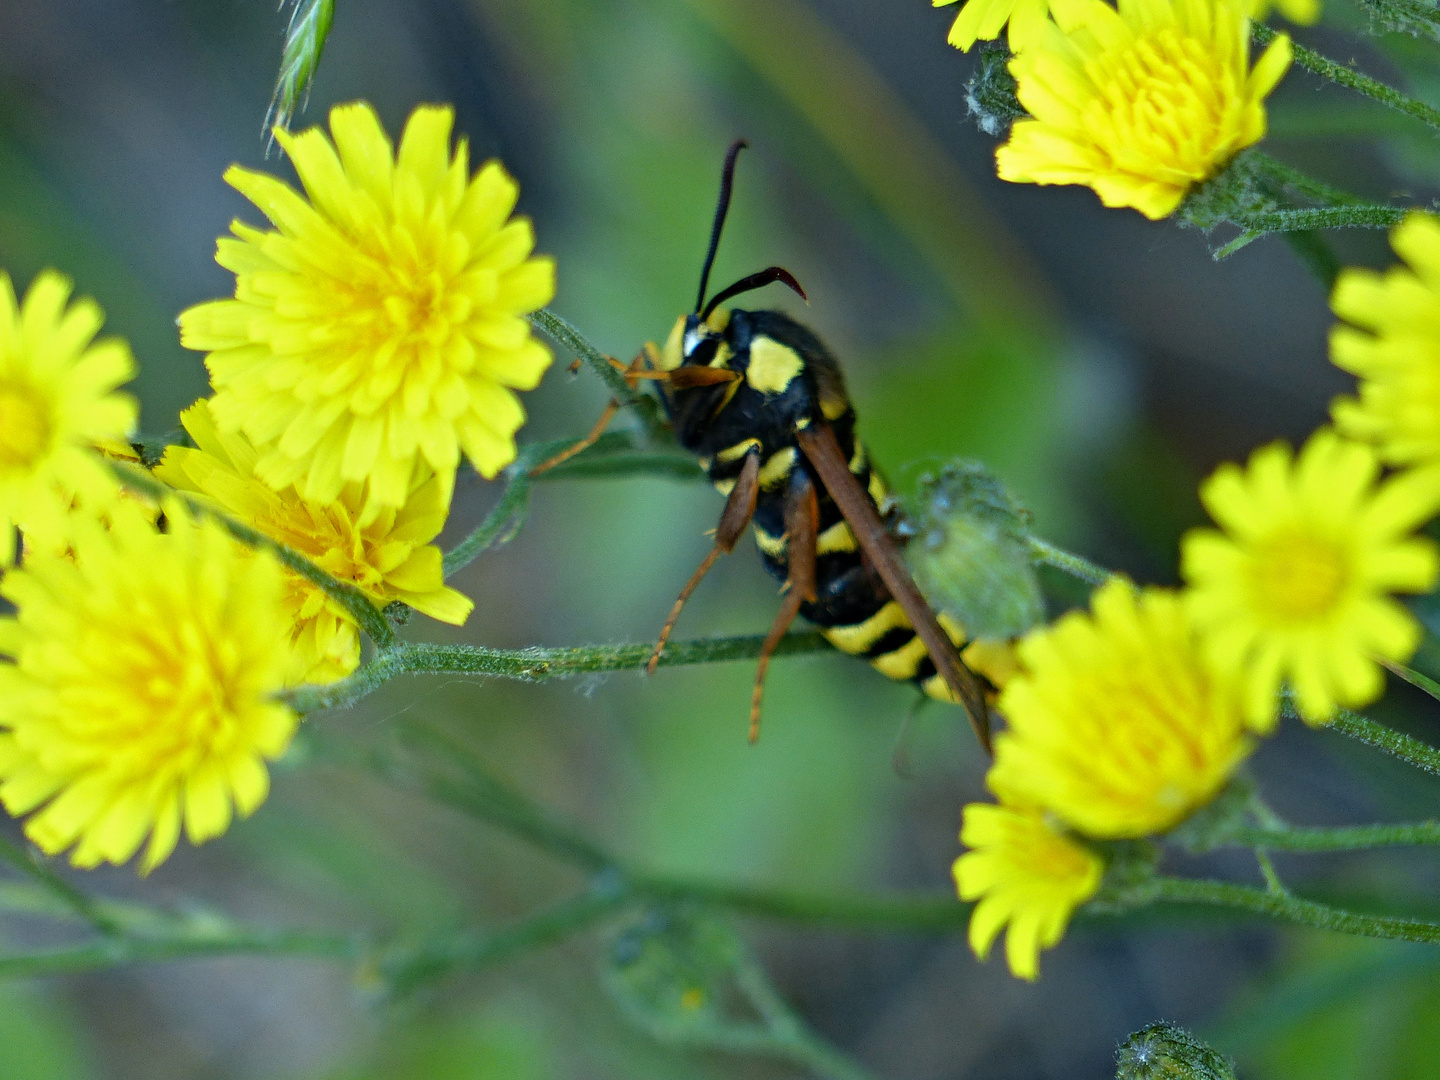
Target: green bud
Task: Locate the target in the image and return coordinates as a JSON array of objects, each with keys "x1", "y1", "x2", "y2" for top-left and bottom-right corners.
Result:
[
  {"x1": 902, "y1": 461, "x2": 1044, "y2": 641},
  {"x1": 965, "y1": 45, "x2": 1028, "y2": 139},
  {"x1": 1116, "y1": 1022, "x2": 1238, "y2": 1080},
  {"x1": 602, "y1": 909, "x2": 737, "y2": 1035}
]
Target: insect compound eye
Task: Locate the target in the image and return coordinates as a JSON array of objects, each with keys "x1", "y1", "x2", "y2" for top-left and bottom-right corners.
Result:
[{"x1": 684, "y1": 335, "x2": 720, "y2": 367}]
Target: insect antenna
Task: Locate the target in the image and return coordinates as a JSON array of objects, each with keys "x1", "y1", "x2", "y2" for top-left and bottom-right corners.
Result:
[
  {"x1": 700, "y1": 266, "x2": 808, "y2": 322},
  {"x1": 696, "y1": 139, "x2": 748, "y2": 315}
]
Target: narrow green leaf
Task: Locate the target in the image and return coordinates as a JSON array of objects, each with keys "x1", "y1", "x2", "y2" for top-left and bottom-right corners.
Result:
[{"x1": 266, "y1": 0, "x2": 337, "y2": 139}]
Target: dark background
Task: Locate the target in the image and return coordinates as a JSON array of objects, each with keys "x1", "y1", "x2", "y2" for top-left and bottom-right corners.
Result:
[{"x1": 4, "y1": 1, "x2": 1440, "y2": 1078}]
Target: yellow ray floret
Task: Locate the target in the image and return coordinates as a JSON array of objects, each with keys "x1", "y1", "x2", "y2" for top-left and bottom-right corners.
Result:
[
  {"x1": 933, "y1": 0, "x2": 1054, "y2": 52},
  {"x1": 156, "y1": 399, "x2": 473, "y2": 684},
  {"x1": 1181, "y1": 429, "x2": 1440, "y2": 729},
  {"x1": 1248, "y1": 0, "x2": 1320, "y2": 25},
  {"x1": 0, "y1": 270, "x2": 138, "y2": 565},
  {"x1": 996, "y1": 0, "x2": 1292, "y2": 220},
  {"x1": 1331, "y1": 213, "x2": 1440, "y2": 469},
  {"x1": 953, "y1": 802, "x2": 1102, "y2": 980},
  {"x1": 0, "y1": 501, "x2": 298, "y2": 872},
  {"x1": 991, "y1": 579, "x2": 1252, "y2": 838},
  {"x1": 180, "y1": 101, "x2": 556, "y2": 521}
]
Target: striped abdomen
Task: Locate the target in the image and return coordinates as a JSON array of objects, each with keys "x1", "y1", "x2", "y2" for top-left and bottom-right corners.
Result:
[{"x1": 716, "y1": 423, "x2": 969, "y2": 704}]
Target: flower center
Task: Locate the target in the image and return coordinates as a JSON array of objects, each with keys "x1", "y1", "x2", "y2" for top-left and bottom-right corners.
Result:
[
  {"x1": 1250, "y1": 531, "x2": 1349, "y2": 622},
  {"x1": 1092, "y1": 30, "x2": 1235, "y2": 182},
  {"x1": 0, "y1": 382, "x2": 52, "y2": 473}
]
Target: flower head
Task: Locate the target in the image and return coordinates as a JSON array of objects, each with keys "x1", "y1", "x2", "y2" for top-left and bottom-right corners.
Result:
[
  {"x1": 991, "y1": 579, "x2": 1251, "y2": 838},
  {"x1": 155, "y1": 399, "x2": 473, "y2": 684},
  {"x1": 180, "y1": 102, "x2": 556, "y2": 521},
  {"x1": 953, "y1": 802, "x2": 1103, "y2": 980},
  {"x1": 0, "y1": 501, "x2": 298, "y2": 872},
  {"x1": 996, "y1": 0, "x2": 1292, "y2": 219},
  {"x1": 0, "y1": 270, "x2": 138, "y2": 564},
  {"x1": 1331, "y1": 213, "x2": 1440, "y2": 468},
  {"x1": 1181, "y1": 430, "x2": 1440, "y2": 728},
  {"x1": 934, "y1": 0, "x2": 1054, "y2": 52}
]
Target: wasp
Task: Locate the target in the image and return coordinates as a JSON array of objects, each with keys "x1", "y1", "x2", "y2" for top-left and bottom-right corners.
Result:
[
  {"x1": 630, "y1": 141, "x2": 993, "y2": 751},
  {"x1": 538, "y1": 142, "x2": 992, "y2": 748}
]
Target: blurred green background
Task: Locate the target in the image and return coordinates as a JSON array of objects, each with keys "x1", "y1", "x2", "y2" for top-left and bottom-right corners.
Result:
[{"x1": 4, "y1": 0, "x2": 1440, "y2": 1077}]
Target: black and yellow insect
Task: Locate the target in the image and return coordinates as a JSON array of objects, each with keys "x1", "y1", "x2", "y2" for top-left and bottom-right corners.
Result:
[{"x1": 639, "y1": 141, "x2": 992, "y2": 751}]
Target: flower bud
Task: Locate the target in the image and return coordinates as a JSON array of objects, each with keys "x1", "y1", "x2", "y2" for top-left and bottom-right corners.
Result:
[
  {"x1": 965, "y1": 45, "x2": 1027, "y2": 138},
  {"x1": 903, "y1": 461, "x2": 1044, "y2": 641},
  {"x1": 1116, "y1": 1022, "x2": 1237, "y2": 1080}
]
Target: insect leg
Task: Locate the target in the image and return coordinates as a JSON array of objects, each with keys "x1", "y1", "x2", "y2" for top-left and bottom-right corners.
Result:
[
  {"x1": 748, "y1": 468, "x2": 820, "y2": 743},
  {"x1": 646, "y1": 449, "x2": 762, "y2": 674},
  {"x1": 531, "y1": 354, "x2": 658, "y2": 476}
]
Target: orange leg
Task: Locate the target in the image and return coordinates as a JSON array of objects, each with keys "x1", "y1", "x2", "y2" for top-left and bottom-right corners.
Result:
[
  {"x1": 646, "y1": 450, "x2": 762, "y2": 675},
  {"x1": 748, "y1": 470, "x2": 819, "y2": 743}
]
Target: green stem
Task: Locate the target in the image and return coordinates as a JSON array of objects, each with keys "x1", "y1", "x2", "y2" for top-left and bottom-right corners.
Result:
[
  {"x1": 730, "y1": 947, "x2": 880, "y2": 1080},
  {"x1": 1254, "y1": 24, "x2": 1440, "y2": 136},
  {"x1": 443, "y1": 469, "x2": 532, "y2": 577},
  {"x1": 379, "y1": 886, "x2": 628, "y2": 997},
  {"x1": 530, "y1": 309, "x2": 669, "y2": 439},
  {"x1": 1325, "y1": 709, "x2": 1440, "y2": 779},
  {"x1": 1026, "y1": 536, "x2": 1113, "y2": 586},
  {"x1": 1251, "y1": 152, "x2": 1365, "y2": 206},
  {"x1": 1234, "y1": 821, "x2": 1440, "y2": 851},
  {"x1": 1235, "y1": 205, "x2": 1407, "y2": 233},
  {"x1": 1152, "y1": 876, "x2": 1440, "y2": 945},
  {"x1": 111, "y1": 461, "x2": 394, "y2": 649},
  {"x1": 284, "y1": 631, "x2": 832, "y2": 714},
  {"x1": 0, "y1": 928, "x2": 358, "y2": 978},
  {"x1": 0, "y1": 836, "x2": 120, "y2": 935}
]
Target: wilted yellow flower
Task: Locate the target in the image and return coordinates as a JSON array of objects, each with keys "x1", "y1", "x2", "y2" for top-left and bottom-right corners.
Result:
[
  {"x1": 996, "y1": 0, "x2": 1292, "y2": 219},
  {"x1": 1249, "y1": 0, "x2": 1320, "y2": 25},
  {"x1": 0, "y1": 270, "x2": 137, "y2": 565},
  {"x1": 0, "y1": 501, "x2": 297, "y2": 872},
  {"x1": 991, "y1": 580, "x2": 1251, "y2": 838},
  {"x1": 180, "y1": 101, "x2": 555, "y2": 522},
  {"x1": 1332, "y1": 213, "x2": 1440, "y2": 469},
  {"x1": 953, "y1": 802, "x2": 1102, "y2": 980},
  {"x1": 156, "y1": 399, "x2": 473, "y2": 685},
  {"x1": 933, "y1": 0, "x2": 1052, "y2": 52},
  {"x1": 1182, "y1": 430, "x2": 1440, "y2": 729}
]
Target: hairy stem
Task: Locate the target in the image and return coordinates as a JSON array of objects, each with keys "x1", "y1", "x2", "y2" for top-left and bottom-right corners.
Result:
[
  {"x1": 1027, "y1": 536, "x2": 1113, "y2": 586},
  {"x1": 284, "y1": 631, "x2": 832, "y2": 714},
  {"x1": 444, "y1": 469, "x2": 532, "y2": 577},
  {"x1": 1234, "y1": 820, "x2": 1440, "y2": 851},
  {"x1": 1325, "y1": 709, "x2": 1440, "y2": 779},
  {"x1": 530, "y1": 309, "x2": 669, "y2": 439},
  {"x1": 1152, "y1": 876, "x2": 1440, "y2": 945},
  {"x1": 1255, "y1": 24, "x2": 1440, "y2": 136}
]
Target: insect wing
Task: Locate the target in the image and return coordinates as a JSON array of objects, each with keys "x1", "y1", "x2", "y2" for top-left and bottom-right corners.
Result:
[{"x1": 796, "y1": 422, "x2": 992, "y2": 754}]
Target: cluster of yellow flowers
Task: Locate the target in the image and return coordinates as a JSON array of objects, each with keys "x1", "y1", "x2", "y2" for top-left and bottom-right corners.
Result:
[
  {"x1": 936, "y1": 0, "x2": 1304, "y2": 219},
  {"x1": 0, "y1": 102, "x2": 553, "y2": 871},
  {"x1": 956, "y1": 211, "x2": 1440, "y2": 980}
]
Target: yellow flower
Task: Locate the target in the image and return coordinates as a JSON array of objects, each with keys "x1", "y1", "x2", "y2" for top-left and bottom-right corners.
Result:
[
  {"x1": 996, "y1": 0, "x2": 1292, "y2": 220},
  {"x1": 933, "y1": 0, "x2": 1053, "y2": 52},
  {"x1": 1249, "y1": 0, "x2": 1320, "y2": 25},
  {"x1": 1182, "y1": 430, "x2": 1440, "y2": 729},
  {"x1": 180, "y1": 102, "x2": 556, "y2": 522},
  {"x1": 0, "y1": 501, "x2": 298, "y2": 872},
  {"x1": 155, "y1": 399, "x2": 473, "y2": 685},
  {"x1": 1331, "y1": 213, "x2": 1440, "y2": 468},
  {"x1": 991, "y1": 580, "x2": 1251, "y2": 837},
  {"x1": 0, "y1": 270, "x2": 137, "y2": 565},
  {"x1": 953, "y1": 802, "x2": 1103, "y2": 980}
]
